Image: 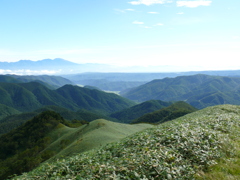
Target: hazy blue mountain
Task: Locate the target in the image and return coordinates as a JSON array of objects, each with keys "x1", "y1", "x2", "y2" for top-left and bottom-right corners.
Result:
[
  {"x1": 2, "y1": 58, "x2": 240, "y2": 76},
  {"x1": 64, "y1": 70, "x2": 240, "y2": 92},
  {"x1": 0, "y1": 58, "x2": 113, "y2": 74},
  {"x1": 0, "y1": 75, "x2": 23, "y2": 83},
  {"x1": 74, "y1": 79, "x2": 146, "y2": 92},
  {"x1": 0, "y1": 58, "x2": 77, "y2": 69}
]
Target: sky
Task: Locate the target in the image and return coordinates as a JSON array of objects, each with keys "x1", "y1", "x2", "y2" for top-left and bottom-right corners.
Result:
[{"x1": 0, "y1": 0, "x2": 240, "y2": 72}]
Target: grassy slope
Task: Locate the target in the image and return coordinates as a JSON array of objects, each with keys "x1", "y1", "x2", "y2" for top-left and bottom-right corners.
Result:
[
  {"x1": 16, "y1": 104, "x2": 240, "y2": 179},
  {"x1": 43, "y1": 119, "x2": 153, "y2": 162}
]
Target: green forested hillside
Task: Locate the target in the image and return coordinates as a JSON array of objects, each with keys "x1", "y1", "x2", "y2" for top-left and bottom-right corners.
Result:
[
  {"x1": 0, "y1": 111, "x2": 66, "y2": 179},
  {"x1": 56, "y1": 84, "x2": 135, "y2": 114},
  {"x1": 0, "y1": 82, "x2": 41, "y2": 112},
  {"x1": 0, "y1": 81, "x2": 135, "y2": 135},
  {"x1": 0, "y1": 104, "x2": 21, "y2": 120},
  {"x1": 0, "y1": 111, "x2": 152, "y2": 179},
  {"x1": 132, "y1": 101, "x2": 197, "y2": 124},
  {"x1": 0, "y1": 112, "x2": 39, "y2": 135},
  {"x1": 19, "y1": 82, "x2": 79, "y2": 111},
  {"x1": 110, "y1": 100, "x2": 172, "y2": 123},
  {"x1": 0, "y1": 82, "x2": 135, "y2": 114},
  {"x1": 16, "y1": 104, "x2": 240, "y2": 179},
  {"x1": 8, "y1": 74, "x2": 73, "y2": 88},
  {"x1": 121, "y1": 74, "x2": 240, "y2": 109}
]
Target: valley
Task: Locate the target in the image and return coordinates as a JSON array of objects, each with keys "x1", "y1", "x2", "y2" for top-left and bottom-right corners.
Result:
[
  {"x1": 2, "y1": 0, "x2": 240, "y2": 178},
  {"x1": 1, "y1": 69, "x2": 240, "y2": 179}
]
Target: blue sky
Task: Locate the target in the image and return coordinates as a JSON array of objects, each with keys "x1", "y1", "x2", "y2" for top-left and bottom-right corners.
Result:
[{"x1": 0, "y1": 0, "x2": 240, "y2": 71}]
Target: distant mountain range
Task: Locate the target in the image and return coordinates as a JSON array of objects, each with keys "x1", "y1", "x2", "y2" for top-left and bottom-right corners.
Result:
[
  {"x1": 0, "y1": 58, "x2": 115, "y2": 74},
  {"x1": 2, "y1": 58, "x2": 240, "y2": 76},
  {"x1": 121, "y1": 74, "x2": 240, "y2": 109},
  {"x1": 0, "y1": 58, "x2": 76, "y2": 70}
]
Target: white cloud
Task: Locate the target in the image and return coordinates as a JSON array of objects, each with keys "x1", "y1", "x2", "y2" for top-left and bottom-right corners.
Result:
[
  {"x1": 155, "y1": 23, "x2": 164, "y2": 26},
  {"x1": 177, "y1": 0, "x2": 212, "y2": 8},
  {"x1": 126, "y1": 9, "x2": 135, "y2": 11},
  {"x1": 133, "y1": 21, "x2": 144, "y2": 24},
  {"x1": 114, "y1": 8, "x2": 135, "y2": 13},
  {"x1": 129, "y1": 0, "x2": 172, "y2": 6},
  {"x1": 0, "y1": 69, "x2": 61, "y2": 75},
  {"x1": 148, "y1": 12, "x2": 159, "y2": 14},
  {"x1": 114, "y1": 9, "x2": 126, "y2": 13}
]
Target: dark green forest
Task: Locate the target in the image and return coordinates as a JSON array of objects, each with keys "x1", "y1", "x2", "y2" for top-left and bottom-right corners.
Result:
[
  {"x1": 132, "y1": 101, "x2": 198, "y2": 124},
  {"x1": 110, "y1": 100, "x2": 172, "y2": 123},
  {"x1": 0, "y1": 111, "x2": 68, "y2": 179}
]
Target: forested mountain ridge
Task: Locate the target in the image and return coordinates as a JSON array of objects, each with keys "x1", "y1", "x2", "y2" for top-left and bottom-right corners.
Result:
[
  {"x1": 0, "y1": 75, "x2": 23, "y2": 83},
  {"x1": 0, "y1": 74, "x2": 74, "y2": 89},
  {"x1": 110, "y1": 100, "x2": 172, "y2": 123},
  {"x1": 121, "y1": 74, "x2": 240, "y2": 108},
  {"x1": 0, "y1": 104, "x2": 21, "y2": 120},
  {"x1": 132, "y1": 101, "x2": 198, "y2": 124},
  {"x1": 8, "y1": 74, "x2": 73, "y2": 89},
  {"x1": 0, "y1": 82, "x2": 135, "y2": 114},
  {"x1": 56, "y1": 84, "x2": 135, "y2": 114}
]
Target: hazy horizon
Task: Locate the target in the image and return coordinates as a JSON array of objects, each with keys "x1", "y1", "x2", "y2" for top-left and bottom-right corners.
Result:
[{"x1": 1, "y1": 0, "x2": 240, "y2": 72}]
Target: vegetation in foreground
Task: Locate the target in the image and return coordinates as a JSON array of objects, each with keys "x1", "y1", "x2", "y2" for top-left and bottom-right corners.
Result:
[
  {"x1": 14, "y1": 104, "x2": 240, "y2": 179},
  {"x1": 0, "y1": 111, "x2": 152, "y2": 179}
]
